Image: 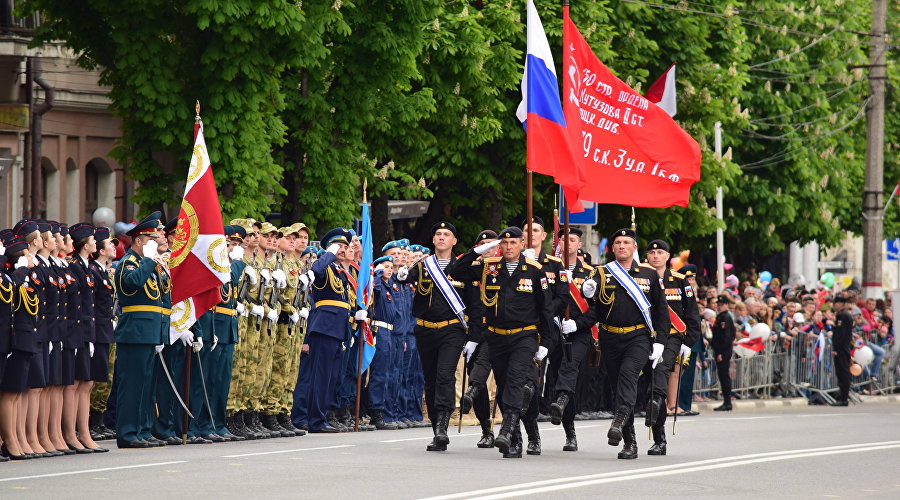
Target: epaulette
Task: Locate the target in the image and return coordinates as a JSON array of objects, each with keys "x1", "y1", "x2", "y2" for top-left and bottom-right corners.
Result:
[
  {"x1": 125, "y1": 255, "x2": 139, "y2": 264},
  {"x1": 671, "y1": 270, "x2": 686, "y2": 279},
  {"x1": 583, "y1": 263, "x2": 594, "y2": 271},
  {"x1": 639, "y1": 263, "x2": 655, "y2": 270},
  {"x1": 482, "y1": 256, "x2": 502, "y2": 263},
  {"x1": 525, "y1": 257, "x2": 542, "y2": 268},
  {"x1": 545, "y1": 255, "x2": 562, "y2": 263}
]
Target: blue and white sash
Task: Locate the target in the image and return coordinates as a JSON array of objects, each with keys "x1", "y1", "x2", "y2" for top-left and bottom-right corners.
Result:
[
  {"x1": 423, "y1": 255, "x2": 468, "y2": 329},
  {"x1": 605, "y1": 260, "x2": 654, "y2": 332}
]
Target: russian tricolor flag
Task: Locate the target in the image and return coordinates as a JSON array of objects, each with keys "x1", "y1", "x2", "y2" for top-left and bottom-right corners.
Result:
[{"x1": 515, "y1": 0, "x2": 584, "y2": 211}]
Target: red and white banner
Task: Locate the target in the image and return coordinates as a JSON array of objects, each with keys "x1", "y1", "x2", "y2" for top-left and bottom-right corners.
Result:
[
  {"x1": 644, "y1": 62, "x2": 677, "y2": 117},
  {"x1": 168, "y1": 120, "x2": 230, "y2": 343},
  {"x1": 562, "y1": 11, "x2": 701, "y2": 208}
]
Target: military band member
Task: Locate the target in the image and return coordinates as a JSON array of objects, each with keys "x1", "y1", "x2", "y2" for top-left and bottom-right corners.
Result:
[{"x1": 562, "y1": 228, "x2": 670, "y2": 460}]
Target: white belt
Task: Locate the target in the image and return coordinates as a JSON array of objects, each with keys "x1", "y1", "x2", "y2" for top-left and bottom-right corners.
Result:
[{"x1": 372, "y1": 321, "x2": 393, "y2": 331}]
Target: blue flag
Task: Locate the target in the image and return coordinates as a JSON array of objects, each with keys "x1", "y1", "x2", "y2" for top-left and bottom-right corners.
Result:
[{"x1": 357, "y1": 202, "x2": 373, "y2": 308}]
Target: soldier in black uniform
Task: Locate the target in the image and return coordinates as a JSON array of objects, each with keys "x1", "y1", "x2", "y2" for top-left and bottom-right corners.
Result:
[
  {"x1": 830, "y1": 296, "x2": 853, "y2": 406},
  {"x1": 711, "y1": 294, "x2": 736, "y2": 411},
  {"x1": 643, "y1": 239, "x2": 701, "y2": 455},
  {"x1": 562, "y1": 228, "x2": 669, "y2": 460},
  {"x1": 454, "y1": 226, "x2": 555, "y2": 459},
  {"x1": 548, "y1": 227, "x2": 594, "y2": 452}
]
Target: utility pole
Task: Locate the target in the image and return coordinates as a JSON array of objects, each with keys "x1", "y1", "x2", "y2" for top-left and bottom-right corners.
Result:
[
  {"x1": 861, "y1": 0, "x2": 887, "y2": 300},
  {"x1": 715, "y1": 121, "x2": 724, "y2": 293}
]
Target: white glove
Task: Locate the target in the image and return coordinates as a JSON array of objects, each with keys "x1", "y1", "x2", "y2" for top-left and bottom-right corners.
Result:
[
  {"x1": 272, "y1": 269, "x2": 287, "y2": 289},
  {"x1": 211, "y1": 335, "x2": 218, "y2": 351},
  {"x1": 290, "y1": 311, "x2": 300, "y2": 324},
  {"x1": 260, "y1": 269, "x2": 271, "y2": 282},
  {"x1": 374, "y1": 264, "x2": 385, "y2": 273},
  {"x1": 355, "y1": 310, "x2": 368, "y2": 322},
  {"x1": 562, "y1": 319, "x2": 577, "y2": 334},
  {"x1": 143, "y1": 239, "x2": 159, "y2": 259},
  {"x1": 582, "y1": 279, "x2": 597, "y2": 299},
  {"x1": 112, "y1": 320, "x2": 117, "y2": 330},
  {"x1": 229, "y1": 245, "x2": 244, "y2": 261},
  {"x1": 396, "y1": 266, "x2": 409, "y2": 281},
  {"x1": 534, "y1": 346, "x2": 549, "y2": 361},
  {"x1": 341, "y1": 342, "x2": 347, "y2": 351},
  {"x1": 299, "y1": 307, "x2": 309, "y2": 319},
  {"x1": 15, "y1": 256, "x2": 28, "y2": 269},
  {"x1": 522, "y1": 248, "x2": 537, "y2": 260},
  {"x1": 250, "y1": 304, "x2": 265, "y2": 318},
  {"x1": 236, "y1": 302, "x2": 247, "y2": 316},
  {"x1": 462, "y1": 341, "x2": 479, "y2": 361},
  {"x1": 474, "y1": 239, "x2": 501, "y2": 255},
  {"x1": 192, "y1": 337, "x2": 203, "y2": 353},
  {"x1": 266, "y1": 308, "x2": 278, "y2": 322},
  {"x1": 49, "y1": 341, "x2": 54, "y2": 354},
  {"x1": 155, "y1": 344, "x2": 165, "y2": 353},
  {"x1": 89, "y1": 342, "x2": 95, "y2": 358},
  {"x1": 327, "y1": 243, "x2": 340, "y2": 255},
  {"x1": 244, "y1": 266, "x2": 258, "y2": 285},
  {"x1": 649, "y1": 342, "x2": 665, "y2": 368},
  {"x1": 299, "y1": 273, "x2": 311, "y2": 290},
  {"x1": 0, "y1": 243, "x2": 5, "y2": 255},
  {"x1": 679, "y1": 344, "x2": 691, "y2": 360},
  {"x1": 179, "y1": 330, "x2": 194, "y2": 346}
]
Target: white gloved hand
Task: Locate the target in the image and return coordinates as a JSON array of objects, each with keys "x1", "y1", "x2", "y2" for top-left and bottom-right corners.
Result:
[
  {"x1": 396, "y1": 266, "x2": 409, "y2": 281},
  {"x1": 212, "y1": 335, "x2": 218, "y2": 351},
  {"x1": 250, "y1": 304, "x2": 265, "y2": 318},
  {"x1": 462, "y1": 341, "x2": 479, "y2": 361},
  {"x1": 679, "y1": 344, "x2": 691, "y2": 360},
  {"x1": 299, "y1": 307, "x2": 309, "y2": 319},
  {"x1": 192, "y1": 337, "x2": 203, "y2": 353},
  {"x1": 562, "y1": 319, "x2": 577, "y2": 334},
  {"x1": 179, "y1": 330, "x2": 194, "y2": 346},
  {"x1": 89, "y1": 342, "x2": 95, "y2": 358},
  {"x1": 290, "y1": 311, "x2": 300, "y2": 325},
  {"x1": 354, "y1": 310, "x2": 368, "y2": 322},
  {"x1": 272, "y1": 269, "x2": 287, "y2": 289},
  {"x1": 143, "y1": 239, "x2": 159, "y2": 259},
  {"x1": 299, "y1": 273, "x2": 311, "y2": 290},
  {"x1": 522, "y1": 248, "x2": 537, "y2": 260},
  {"x1": 236, "y1": 302, "x2": 247, "y2": 316},
  {"x1": 243, "y1": 266, "x2": 258, "y2": 285},
  {"x1": 649, "y1": 342, "x2": 665, "y2": 368},
  {"x1": 534, "y1": 346, "x2": 549, "y2": 361},
  {"x1": 259, "y1": 269, "x2": 272, "y2": 282},
  {"x1": 374, "y1": 264, "x2": 385, "y2": 273},
  {"x1": 582, "y1": 278, "x2": 597, "y2": 299},
  {"x1": 155, "y1": 344, "x2": 165, "y2": 353},
  {"x1": 229, "y1": 245, "x2": 244, "y2": 261},
  {"x1": 327, "y1": 243, "x2": 340, "y2": 255},
  {"x1": 266, "y1": 308, "x2": 278, "y2": 323},
  {"x1": 474, "y1": 239, "x2": 501, "y2": 255},
  {"x1": 15, "y1": 256, "x2": 28, "y2": 269},
  {"x1": 112, "y1": 319, "x2": 118, "y2": 330},
  {"x1": 49, "y1": 341, "x2": 54, "y2": 354},
  {"x1": 0, "y1": 243, "x2": 5, "y2": 255}
]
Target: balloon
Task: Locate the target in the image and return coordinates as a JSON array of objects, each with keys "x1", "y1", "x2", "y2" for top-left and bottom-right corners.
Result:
[
  {"x1": 92, "y1": 207, "x2": 115, "y2": 228},
  {"x1": 670, "y1": 257, "x2": 683, "y2": 270},
  {"x1": 820, "y1": 272, "x2": 835, "y2": 289},
  {"x1": 850, "y1": 363, "x2": 863, "y2": 376},
  {"x1": 853, "y1": 345, "x2": 874, "y2": 366},
  {"x1": 759, "y1": 271, "x2": 772, "y2": 283},
  {"x1": 749, "y1": 322, "x2": 771, "y2": 340}
]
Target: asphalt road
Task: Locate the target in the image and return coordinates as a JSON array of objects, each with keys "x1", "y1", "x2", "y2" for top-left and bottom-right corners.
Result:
[{"x1": 2, "y1": 402, "x2": 899, "y2": 499}]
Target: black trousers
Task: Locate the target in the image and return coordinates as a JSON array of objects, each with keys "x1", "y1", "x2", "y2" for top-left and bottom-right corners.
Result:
[
  {"x1": 486, "y1": 331, "x2": 538, "y2": 414},
  {"x1": 834, "y1": 349, "x2": 851, "y2": 401},
  {"x1": 641, "y1": 334, "x2": 683, "y2": 403},
  {"x1": 554, "y1": 329, "x2": 593, "y2": 396},
  {"x1": 715, "y1": 349, "x2": 733, "y2": 401},
  {"x1": 465, "y1": 344, "x2": 491, "y2": 423},
  {"x1": 414, "y1": 323, "x2": 466, "y2": 421},
  {"x1": 601, "y1": 331, "x2": 651, "y2": 416}
]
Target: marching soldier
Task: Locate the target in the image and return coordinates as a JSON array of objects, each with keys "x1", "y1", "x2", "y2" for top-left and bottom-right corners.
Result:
[
  {"x1": 643, "y1": 239, "x2": 701, "y2": 455},
  {"x1": 562, "y1": 228, "x2": 670, "y2": 460}
]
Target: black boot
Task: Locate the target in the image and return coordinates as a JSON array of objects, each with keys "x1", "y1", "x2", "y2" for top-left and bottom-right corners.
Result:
[
  {"x1": 503, "y1": 425, "x2": 523, "y2": 458},
  {"x1": 229, "y1": 412, "x2": 250, "y2": 439},
  {"x1": 713, "y1": 399, "x2": 733, "y2": 411},
  {"x1": 278, "y1": 413, "x2": 305, "y2": 436},
  {"x1": 461, "y1": 383, "x2": 482, "y2": 415},
  {"x1": 645, "y1": 396, "x2": 663, "y2": 428},
  {"x1": 89, "y1": 411, "x2": 104, "y2": 441},
  {"x1": 617, "y1": 424, "x2": 638, "y2": 459},
  {"x1": 523, "y1": 418, "x2": 541, "y2": 456},
  {"x1": 370, "y1": 409, "x2": 399, "y2": 430},
  {"x1": 476, "y1": 420, "x2": 494, "y2": 448},
  {"x1": 607, "y1": 405, "x2": 630, "y2": 446},
  {"x1": 648, "y1": 425, "x2": 666, "y2": 456},
  {"x1": 549, "y1": 392, "x2": 570, "y2": 426},
  {"x1": 494, "y1": 410, "x2": 520, "y2": 455},
  {"x1": 434, "y1": 410, "x2": 450, "y2": 447},
  {"x1": 261, "y1": 413, "x2": 291, "y2": 437},
  {"x1": 563, "y1": 420, "x2": 578, "y2": 451},
  {"x1": 247, "y1": 412, "x2": 269, "y2": 439},
  {"x1": 426, "y1": 420, "x2": 446, "y2": 451},
  {"x1": 520, "y1": 384, "x2": 535, "y2": 417}
]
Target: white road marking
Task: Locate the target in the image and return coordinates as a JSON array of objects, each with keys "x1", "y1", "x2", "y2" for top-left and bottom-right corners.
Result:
[
  {"x1": 0, "y1": 461, "x2": 188, "y2": 483},
  {"x1": 418, "y1": 440, "x2": 900, "y2": 500},
  {"x1": 380, "y1": 424, "x2": 604, "y2": 443},
  {"x1": 221, "y1": 444, "x2": 355, "y2": 458}
]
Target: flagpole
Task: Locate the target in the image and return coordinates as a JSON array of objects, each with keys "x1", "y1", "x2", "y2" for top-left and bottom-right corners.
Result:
[
  {"x1": 882, "y1": 182, "x2": 898, "y2": 213},
  {"x1": 182, "y1": 100, "x2": 201, "y2": 445},
  {"x1": 354, "y1": 179, "x2": 367, "y2": 433},
  {"x1": 527, "y1": 171, "x2": 533, "y2": 249}
]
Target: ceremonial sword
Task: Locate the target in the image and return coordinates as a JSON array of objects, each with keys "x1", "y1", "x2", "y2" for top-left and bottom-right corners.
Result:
[{"x1": 158, "y1": 350, "x2": 194, "y2": 418}]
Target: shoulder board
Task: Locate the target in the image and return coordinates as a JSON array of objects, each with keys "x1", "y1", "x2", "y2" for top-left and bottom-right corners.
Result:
[
  {"x1": 124, "y1": 255, "x2": 139, "y2": 264},
  {"x1": 583, "y1": 263, "x2": 594, "y2": 271},
  {"x1": 350, "y1": 261, "x2": 360, "y2": 271},
  {"x1": 545, "y1": 255, "x2": 562, "y2": 263},
  {"x1": 483, "y1": 256, "x2": 502, "y2": 263},
  {"x1": 525, "y1": 258, "x2": 542, "y2": 268},
  {"x1": 639, "y1": 263, "x2": 655, "y2": 269},
  {"x1": 671, "y1": 270, "x2": 685, "y2": 279}
]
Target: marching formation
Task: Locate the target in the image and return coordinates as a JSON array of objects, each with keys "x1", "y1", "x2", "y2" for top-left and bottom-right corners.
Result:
[{"x1": 0, "y1": 211, "x2": 703, "y2": 462}]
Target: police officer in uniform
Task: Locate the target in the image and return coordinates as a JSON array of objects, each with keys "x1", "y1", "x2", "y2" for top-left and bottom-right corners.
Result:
[
  {"x1": 711, "y1": 294, "x2": 735, "y2": 411},
  {"x1": 562, "y1": 228, "x2": 669, "y2": 460},
  {"x1": 830, "y1": 296, "x2": 853, "y2": 406}
]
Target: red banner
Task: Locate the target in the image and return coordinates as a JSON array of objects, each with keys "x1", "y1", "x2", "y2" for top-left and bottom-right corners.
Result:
[{"x1": 562, "y1": 9, "x2": 701, "y2": 208}]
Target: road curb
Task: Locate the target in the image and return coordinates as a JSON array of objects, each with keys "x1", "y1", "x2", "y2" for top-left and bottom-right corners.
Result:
[
  {"x1": 692, "y1": 394, "x2": 900, "y2": 411},
  {"x1": 859, "y1": 394, "x2": 900, "y2": 404}
]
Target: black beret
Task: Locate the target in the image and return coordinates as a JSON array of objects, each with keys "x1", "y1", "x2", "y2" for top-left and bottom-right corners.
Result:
[
  {"x1": 474, "y1": 229, "x2": 498, "y2": 246},
  {"x1": 518, "y1": 216, "x2": 545, "y2": 230},
  {"x1": 70, "y1": 222, "x2": 95, "y2": 241},
  {"x1": 647, "y1": 239, "x2": 670, "y2": 252},
  {"x1": 611, "y1": 228, "x2": 636, "y2": 242},
  {"x1": 499, "y1": 226, "x2": 523, "y2": 239},
  {"x1": 717, "y1": 294, "x2": 733, "y2": 304},
  {"x1": 556, "y1": 227, "x2": 583, "y2": 238},
  {"x1": 432, "y1": 221, "x2": 458, "y2": 237}
]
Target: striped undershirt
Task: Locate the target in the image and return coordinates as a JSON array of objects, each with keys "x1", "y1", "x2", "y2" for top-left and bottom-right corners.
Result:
[
  {"x1": 505, "y1": 261, "x2": 518, "y2": 275},
  {"x1": 437, "y1": 258, "x2": 450, "y2": 271}
]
